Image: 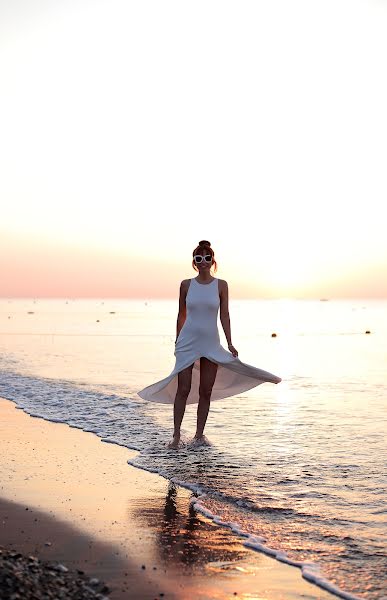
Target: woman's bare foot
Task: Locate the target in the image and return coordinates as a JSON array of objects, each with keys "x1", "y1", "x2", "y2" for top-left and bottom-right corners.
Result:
[
  {"x1": 167, "y1": 434, "x2": 180, "y2": 449},
  {"x1": 191, "y1": 434, "x2": 212, "y2": 447}
]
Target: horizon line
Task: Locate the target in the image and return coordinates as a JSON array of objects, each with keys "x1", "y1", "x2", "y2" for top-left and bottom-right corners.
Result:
[{"x1": 1, "y1": 296, "x2": 386, "y2": 302}]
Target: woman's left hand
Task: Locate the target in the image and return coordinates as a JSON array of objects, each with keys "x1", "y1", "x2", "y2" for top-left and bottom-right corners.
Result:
[{"x1": 228, "y1": 343, "x2": 238, "y2": 357}]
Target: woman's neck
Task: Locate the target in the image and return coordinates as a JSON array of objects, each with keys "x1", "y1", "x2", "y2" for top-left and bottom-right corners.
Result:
[{"x1": 196, "y1": 272, "x2": 214, "y2": 283}]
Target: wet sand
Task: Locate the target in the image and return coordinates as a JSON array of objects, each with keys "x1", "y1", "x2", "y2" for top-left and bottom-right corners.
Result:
[{"x1": 0, "y1": 397, "x2": 335, "y2": 599}]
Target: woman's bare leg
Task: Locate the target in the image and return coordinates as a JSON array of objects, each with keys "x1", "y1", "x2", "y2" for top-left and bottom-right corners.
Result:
[
  {"x1": 195, "y1": 357, "x2": 218, "y2": 440},
  {"x1": 168, "y1": 364, "x2": 194, "y2": 448}
]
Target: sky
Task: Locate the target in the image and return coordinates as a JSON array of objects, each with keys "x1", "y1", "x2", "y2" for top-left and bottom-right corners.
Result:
[{"x1": 1, "y1": 0, "x2": 386, "y2": 299}]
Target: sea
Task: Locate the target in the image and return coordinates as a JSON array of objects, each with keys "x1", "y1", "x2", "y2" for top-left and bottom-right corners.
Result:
[{"x1": 0, "y1": 297, "x2": 386, "y2": 599}]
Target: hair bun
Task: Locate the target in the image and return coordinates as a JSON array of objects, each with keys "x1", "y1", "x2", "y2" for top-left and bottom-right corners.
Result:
[{"x1": 198, "y1": 239, "x2": 211, "y2": 247}]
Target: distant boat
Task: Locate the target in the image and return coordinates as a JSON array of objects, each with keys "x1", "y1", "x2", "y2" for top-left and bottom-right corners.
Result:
[{"x1": 320, "y1": 298, "x2": 329, "y2": 302}]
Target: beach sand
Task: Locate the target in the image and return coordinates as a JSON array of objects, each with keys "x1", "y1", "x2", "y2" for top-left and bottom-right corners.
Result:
[{"x1": 0, "y1": 397, "x2": 335, "y2": 599}]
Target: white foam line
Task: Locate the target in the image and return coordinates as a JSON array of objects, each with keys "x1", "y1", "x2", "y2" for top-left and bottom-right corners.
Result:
[
  {"x1": 302, "y1": 565, "x2": 362, "y2": 600},
  {"x1": 101, "y1": 437, "x2": 141, "y2": 451},
  {"x1": 4, "y1": 397, "x2": 143, "y2": 453}
]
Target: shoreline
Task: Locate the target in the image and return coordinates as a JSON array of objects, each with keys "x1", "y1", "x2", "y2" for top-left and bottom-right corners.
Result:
[{"x1": 0, "y1": 396, "x2": 336, "y2": 599}]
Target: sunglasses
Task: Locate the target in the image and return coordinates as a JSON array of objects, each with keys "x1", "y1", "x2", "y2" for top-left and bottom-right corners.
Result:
[{"x1": 193, "y1": 254, "x2": 212, "y2": 264}]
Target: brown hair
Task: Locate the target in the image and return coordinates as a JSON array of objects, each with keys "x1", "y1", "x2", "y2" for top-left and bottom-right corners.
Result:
[{"x1": 192, "y1": 239, "x2": 218, "y2": 273}]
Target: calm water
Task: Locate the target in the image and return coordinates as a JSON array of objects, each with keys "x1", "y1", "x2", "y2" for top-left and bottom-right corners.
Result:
[{"x1": 0, "y1": 298, "x2": 386, "y2": 599}]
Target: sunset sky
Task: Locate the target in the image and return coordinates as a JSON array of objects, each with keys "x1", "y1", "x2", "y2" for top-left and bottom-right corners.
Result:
[{"x1": 1, "y1": 0, "x2": 386, "y2": 299}]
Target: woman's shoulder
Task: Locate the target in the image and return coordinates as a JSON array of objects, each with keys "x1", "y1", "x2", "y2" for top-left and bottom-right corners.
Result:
[
  {"x1": 179, "y1": 279, "x2": 191, "y2": 290},
  {"x1": 217, "y1": 278, "x2": 228, "y2": 289}
]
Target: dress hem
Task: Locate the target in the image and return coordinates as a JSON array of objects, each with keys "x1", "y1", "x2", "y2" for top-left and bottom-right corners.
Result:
[{"x1": 137, "y1": 352, "x2": 281, "y2": 405}]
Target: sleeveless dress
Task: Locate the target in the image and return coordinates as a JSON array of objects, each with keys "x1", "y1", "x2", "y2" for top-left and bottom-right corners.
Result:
[{"x1": 137, "y1": 277, "x2": 281, "y2": 404}]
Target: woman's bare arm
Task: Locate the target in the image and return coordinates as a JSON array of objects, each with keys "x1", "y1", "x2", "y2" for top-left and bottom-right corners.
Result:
[
  {"x1": 175, "y1": 280, "x2": 189, "y2": 342},
  {"x1": 219, "y1": 280, "x2": 238, "y2": 356}
]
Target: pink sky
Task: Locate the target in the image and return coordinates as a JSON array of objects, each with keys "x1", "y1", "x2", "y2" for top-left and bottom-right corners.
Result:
[{"x1": 2, "y1": 234, "x2": 387, "y2": 299}]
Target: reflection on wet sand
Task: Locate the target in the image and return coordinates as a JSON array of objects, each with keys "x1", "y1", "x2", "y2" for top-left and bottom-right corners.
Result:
[{"x1": 132, "y1": 481, "x2": 248, "y2": 573}]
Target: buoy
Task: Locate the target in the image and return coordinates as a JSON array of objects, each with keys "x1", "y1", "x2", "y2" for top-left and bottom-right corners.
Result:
[
  {"x1": 96, "y1": 319, "x2": 100, "y2": 322},
  {"x1": 271, "y1": 333, "x2": 277, "y2": 338},
  {"x1": 365, "y1": 330, "x2": 371, "y2": 334}
]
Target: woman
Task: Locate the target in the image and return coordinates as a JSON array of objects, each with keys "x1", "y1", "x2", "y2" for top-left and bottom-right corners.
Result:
[{"x1": 138, "y1": 240, "x2": 281, "y2": 449}]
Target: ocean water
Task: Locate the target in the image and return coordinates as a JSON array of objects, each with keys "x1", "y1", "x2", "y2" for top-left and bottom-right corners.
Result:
[{"x1": 0, "y1": 298, "x2": 386, "y2": 599}]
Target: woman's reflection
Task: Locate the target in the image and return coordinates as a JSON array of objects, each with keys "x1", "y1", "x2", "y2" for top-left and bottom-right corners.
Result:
[{"x1": 136, "y1": 481, "x2": 245, "y2": 571}]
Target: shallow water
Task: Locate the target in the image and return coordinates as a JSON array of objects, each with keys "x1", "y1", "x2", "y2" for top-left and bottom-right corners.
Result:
[{"x1": 0, "y1": 298, "x2": 386, "y2": 599}]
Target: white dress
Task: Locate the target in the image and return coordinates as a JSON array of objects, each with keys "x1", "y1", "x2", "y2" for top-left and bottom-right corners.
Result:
[{"x1": 137, "y1": 277, "x2": 281, "y2": 404}]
